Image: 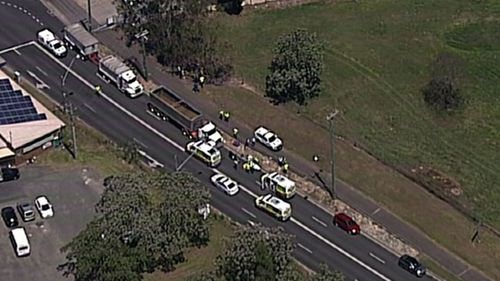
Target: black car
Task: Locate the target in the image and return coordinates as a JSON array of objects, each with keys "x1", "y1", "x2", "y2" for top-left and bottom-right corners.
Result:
[
  {"x1": 0, "y1": 167, "x2": 20, "y2": 183},
  {"x1": 398, "y1": 254, "x2": 426, "y2": 278},
  {"x1": 1, "y1": 207, "x2": 19, "y2": 228}
]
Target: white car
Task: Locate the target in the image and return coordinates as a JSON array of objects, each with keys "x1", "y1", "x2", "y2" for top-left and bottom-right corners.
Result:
[
  {"x1": 35, "y1": 196, "x2": 54, "y2": 219},
  {"x1": 254, "y1": 126, "x2": 283, "y2": 151},
  {"x1": 210, "y1": 173, "x2": 239, "y2": 196}
]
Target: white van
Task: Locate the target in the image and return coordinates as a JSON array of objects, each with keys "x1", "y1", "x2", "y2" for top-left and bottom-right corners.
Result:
[
  {"x1": 37, "y1": 29, "x2": 67, "y2": 57},
  {"x1": 10, "y1": 227, "x2": 30, "y2": 257}
]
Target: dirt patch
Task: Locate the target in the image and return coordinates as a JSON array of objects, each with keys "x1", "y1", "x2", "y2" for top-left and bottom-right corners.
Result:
[{"x1": 411, "y1": 166, "x2": 463, "y2": 197}]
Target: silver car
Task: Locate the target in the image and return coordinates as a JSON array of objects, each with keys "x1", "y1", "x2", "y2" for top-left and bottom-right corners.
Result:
[
  {"x1": 17, "y1": 202, "x2": 35, "y2": 222},
  {"x1": 210, "y1": 173, "x2": 239, "y2": 196}
]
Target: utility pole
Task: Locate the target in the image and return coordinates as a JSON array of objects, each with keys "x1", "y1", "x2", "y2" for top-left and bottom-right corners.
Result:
[
  {"x1": 87, "y1": 0, "x2": 93, "y2": 32},
  {"x1": 175, "y1": 150, "x2": 197, "y2": 172},
  {"x1": 60, "y1": 56, "x2": 78, "y2": 159},
  {"x1": 135, "y1": 30, "x2": 149, "y2": 81},
  {"x1": 326, "y1": 110, "x2": 339, "y2": 200}
]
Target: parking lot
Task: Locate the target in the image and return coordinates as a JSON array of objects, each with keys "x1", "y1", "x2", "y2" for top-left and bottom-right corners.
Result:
[{"x1": 0, "y1": 165, "x2": 102, "y2": 281}]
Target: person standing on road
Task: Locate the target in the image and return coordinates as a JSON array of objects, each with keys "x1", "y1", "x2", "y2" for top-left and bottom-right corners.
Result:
[
  {"x1": 283, "y1": 163, "x2": 289, "y2": 174},
  {"x1": 95, "y1": 85, "x2": 102, "y2": 97},
  {"x1": 199, "y1": 75, "x2": 206, "y2": 88},
  {"x1": 232, "y1": 127, "x2": 239, "y2": 139},
  {"x1": 223, "y1": 111, "x2": 230, "y2": 122},
  {"x1": 219, "y1": 110, "x2": 225, "y2": 120}
]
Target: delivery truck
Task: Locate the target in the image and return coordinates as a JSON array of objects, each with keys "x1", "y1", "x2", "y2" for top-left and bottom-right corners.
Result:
[
  {"x1": 63, "y1": 23, "x2": 99, "y2": 61},
  {"x1": 147, "y1": 86, "x2": 224, "y2": 144},
  {"x1": 98, "y1": 55, "x2": 144, "y2": 98}
]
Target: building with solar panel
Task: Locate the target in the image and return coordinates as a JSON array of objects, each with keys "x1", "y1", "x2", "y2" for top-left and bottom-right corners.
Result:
[{"x1": 0, "y1": 70, "x2": 65, "y2": 165}]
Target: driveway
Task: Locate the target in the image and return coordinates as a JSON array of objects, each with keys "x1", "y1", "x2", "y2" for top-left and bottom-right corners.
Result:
[{"x1": 0, "y1": 165, "x2": 102, "y2": 281}]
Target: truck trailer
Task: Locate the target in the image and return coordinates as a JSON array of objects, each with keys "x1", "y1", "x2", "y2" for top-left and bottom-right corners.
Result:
[
  {"x1": 63, "y1": 23, "x2": 99, "y2": 61},
  {"x1": 147, "y1": 86, "x2": 223, "y2": 144},
  {"x1": 98, "y1": 55, "x2": 144, "y2": 98}
]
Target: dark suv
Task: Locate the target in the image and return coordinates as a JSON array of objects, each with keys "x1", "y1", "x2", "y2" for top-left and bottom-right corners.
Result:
[
  {"x1": 0, "y1": 167, "x2": 20, "y2": 183},
  {"x1": 17, "y1": 202, "x2": 36, "y2": 222},
  {"x1": 1, "y1": 207, "x2": 19, "y2": 228},
  {"x1": 398, "y1": 254, "x2": 426, "y2": 278},
  {"x1": 333, "y1": 213, "x2": 361, "y2": 235}
]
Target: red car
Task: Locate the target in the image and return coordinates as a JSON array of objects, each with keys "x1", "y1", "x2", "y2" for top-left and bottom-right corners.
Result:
[{"x1": 333, "y1": 213, "x2": 360, "y2": 235}]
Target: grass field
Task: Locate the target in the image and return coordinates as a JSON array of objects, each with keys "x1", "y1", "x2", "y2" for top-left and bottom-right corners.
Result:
[
  {"x1": 216, "y1": 0, "x2": 500, "y2": 228},
  {"x1": 208, "y1": 0, "x2": 500, "y2": 278}
]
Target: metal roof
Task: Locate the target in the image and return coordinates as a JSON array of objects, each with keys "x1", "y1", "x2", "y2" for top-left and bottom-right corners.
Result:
[{"x1": 65, "y1": 23, "x2": 99, "y2": 47}]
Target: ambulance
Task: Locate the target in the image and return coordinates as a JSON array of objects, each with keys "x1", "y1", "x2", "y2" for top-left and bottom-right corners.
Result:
[
  {"x1": 255, "y1": 194, "x2": 292, "y2": 221},
  {"x1": 261, "y1": 172, "x2": 296, "y2": 199},
  {"x1": 186, "y1": 140, "x2": 221, "y2": 167}
]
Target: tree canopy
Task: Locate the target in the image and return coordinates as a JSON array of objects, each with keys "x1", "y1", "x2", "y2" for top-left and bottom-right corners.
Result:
[
  {"x1": 118, "y1": 0, "x2": 232, "y2": 83},
  {"x1": 59, "y1": 172, "x2": 211, "y2": 281},
  {"x1": 208, "y1": 225, "x2": 344, "y2": 281},
  {"x1": 266, "y1": 28, "x2": 325, "y2": 105}
]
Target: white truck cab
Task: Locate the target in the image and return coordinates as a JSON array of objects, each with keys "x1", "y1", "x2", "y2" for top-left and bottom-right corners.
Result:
[
  {"x1": 198, "y1": 122, "x2": 224, "y2": 144},
  {"x1": 37, "y1": 29, "x2": 67, "y2": 57},
  {"x1": 120, "y1": 69, "x2": 143, "y2": 97},
  {"x1": 261, "y1": 172, "x2": 296, "y2": 199},
  {"x1": 186, "y1": 140, "x2": 222, "y2": 167}
]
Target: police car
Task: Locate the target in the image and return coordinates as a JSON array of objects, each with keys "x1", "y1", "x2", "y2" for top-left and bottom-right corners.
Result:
[
  {"x1": 210, "y1": 173, "x2": 239, "y2": 196},
  {"x1": 254, "y1": 126, "x2": 283, "y2": 151},
  {"x1": 255, "y1": 194, "x2": 291, "y2": 221},
  {"x1": 186, "y1": 140, "x2": 221, "y2": 167}
]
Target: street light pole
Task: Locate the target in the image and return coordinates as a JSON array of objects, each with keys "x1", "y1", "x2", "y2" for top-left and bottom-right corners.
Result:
[
  {"x1": 326, "y1": 109, "x2": 339, "y2": 200},
  {"x1": 135, "y1": 30, "x2": 149, "y2": 81}
]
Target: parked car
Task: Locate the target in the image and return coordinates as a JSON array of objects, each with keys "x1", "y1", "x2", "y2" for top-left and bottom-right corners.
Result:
[
  {"x1": 333, "y1": 213, "x2": 360, "y2": 235},
  {"x1": 1, "y1": 207, "x2": 19, "y2": 228},
  {"x1": 210, "y1": 173, "x2": 239, "y2": 196},
  {"x1": 398, "y1": 254, "x2": 426, "y2": 278},
  {"x1": 254, "y1": 126, "x2": 283, "y2": 151},
  {"x1": 17, "y1": 202, "x2": 36, "y2": 222},
  {"x1": 0, "y1": 167, "x2": 20, "y2": 183},
  {"x1": 35, "y1": 196, "x2": 54, "y2": 219}
]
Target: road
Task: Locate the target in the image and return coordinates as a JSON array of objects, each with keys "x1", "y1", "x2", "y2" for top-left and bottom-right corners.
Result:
[{"x1": 0, "y1": 3, "x2": 435, "y2": 281}]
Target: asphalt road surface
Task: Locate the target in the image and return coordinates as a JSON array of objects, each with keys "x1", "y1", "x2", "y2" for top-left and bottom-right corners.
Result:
[{"x1": 0, "y1": 3, "x2": 436, "y2": 281}]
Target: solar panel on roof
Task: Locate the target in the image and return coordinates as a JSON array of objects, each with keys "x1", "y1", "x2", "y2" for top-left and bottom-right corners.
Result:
[{"x1": 0, "y1": 79, "x2": 47, "y2": 125}]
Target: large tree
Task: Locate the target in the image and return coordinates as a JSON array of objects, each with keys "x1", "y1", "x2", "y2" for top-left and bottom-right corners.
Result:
[
  {"x1": 266, "y1": 28, "x2": 325, "y2": 105},
  {"x1": 59, "y1": 172, "x2": 211, "y2": 280},
  {"x1": 216, "y1": 225, "x2": 294, "y2": 281},
  {"x1": 119, "y1": 0, "x2": 232, "y2": 83}
]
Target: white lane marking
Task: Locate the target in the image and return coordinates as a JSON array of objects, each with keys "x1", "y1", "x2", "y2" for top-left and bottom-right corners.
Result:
[
  {"x1": 372, "y1": 208, "x2": 381, "y2": 216},
  {"x1": 241, "y1": 207, "x2": 257, "y2": 218},
  {"x1": 35, "y1": 66, "x2": 48, "y2": 77},
  {"x1": 13, "y1": 49, "x2": 21, "y2": 56},
  {"x1": 369, "y1": 252, "x2": 386, "y2": 264},
  {"x1": 247, "y1": 220, "x2": 256, "y2": 227},
  {"x1": 133, "y1": 137, "x2": 148, "y2": 149},
  {"x1": 291, "y1": 217, "x2": 392, "y2": 281},
  {"x1": 0, "y1": 41, "x2": 34, "y2": 55},
  {"x1": 34, "y1": 43, "x2": 393, "y2": 281},
  {"x1": 136, "y1": 149, "x2": 163, "y2": 168},
  {"x1": 312, "y1": 216, "x2": 328, "y2": 227},
  {"x1": 255, "y1": 180, "x2": 261, "y2": 185},
  {"x1": 83, "y1": 103, "x2": 96, "y2": 113},
  {"x1": 297, "y1": 243, "x2": 313, "y2": 254}
]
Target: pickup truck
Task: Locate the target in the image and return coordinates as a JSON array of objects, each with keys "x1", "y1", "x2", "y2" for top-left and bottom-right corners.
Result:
[
  {"x1": 254, "y1": 126, "x2": 283, "y2": 151},
  {"x1": 98, "y1": 55, "x2": 144, "y2": 98},
  {"x1": 37, "y1": 29, "x2": 67, "y2": 57},
  {"x1": 147, "y1": 86, "x2": 224, "y2": 144}
]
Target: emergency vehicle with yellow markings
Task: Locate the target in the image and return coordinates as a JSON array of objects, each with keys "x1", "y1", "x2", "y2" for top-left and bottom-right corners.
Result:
[
  {"x1": 261, "y1": 172, "x2": 296, "y2": 199},
  {"x1": 255, "y1": 194, "x2": 292, "y2": 221},
  {"x1": 186, "y1": 140, "x2": 221, "y2": 167}
]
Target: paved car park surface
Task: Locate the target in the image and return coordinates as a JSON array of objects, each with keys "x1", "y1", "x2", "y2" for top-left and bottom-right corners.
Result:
[{"x1": 0, "y1": 165, "x2": 102, "y2": 281}]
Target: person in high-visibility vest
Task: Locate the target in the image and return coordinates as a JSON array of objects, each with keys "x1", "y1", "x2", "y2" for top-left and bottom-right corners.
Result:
[
  {"x1": 243, "y1": 162, "x2": 251, "y2": 173},
  {"x1": 95, "y1": 85, "x2": 102, "y2": 96},
  {"x1": 223, "y1": 111, "x2": 230, "y2": 122},
  {"x1": 199, "y1": 75, "x2": 206, "y2": 88},
  {"x1": 219, "y1": 110, "x2": 225, "y2": 120},
  {"x1": 313, "y1": 154, "x2": 319, "y2": 162},
  {"x1": 232, "y1": 127, "x2": 239, "y2": 139},
  {"x1": 283, "y1": 163, "x2": 289, "y2": 174}
]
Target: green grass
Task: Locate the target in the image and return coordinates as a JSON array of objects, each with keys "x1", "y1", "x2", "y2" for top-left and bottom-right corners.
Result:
[
  {"x1": 208, "y1": 1, "x2": 500, "y2": 279},
  {"x1": 215, "y1": 0, "x2": 500, "y2": 232},
  {"x1": 144, "y1": 216, "x2": 235, "y2": 281},
  {"x1": 420, "y1": 255, "x2": 463, "y2": 281}
]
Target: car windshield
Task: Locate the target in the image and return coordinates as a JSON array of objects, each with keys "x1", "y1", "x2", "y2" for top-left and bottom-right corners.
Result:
[
  {"x1": 124, "y1": 76, "x2": 137, "y2": 84},
  {"x1": 227, "y1": 182, "x2": 236, "y2": 189},
  {"x1": 25, "y1": 210, "x2": 34, "y2": 216},
  {"x1": 204, "y1": 127, "x2": 217, "y2": 135},
  {"x1": 53, "y1": 42, "x2": 62, "y2": 49},
  {"x1": 268, "y1": 135, "x2": 277, "y2": 142},
  {"x1": 41, "y1": 204, "x2": 50, "y2": 211}
]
